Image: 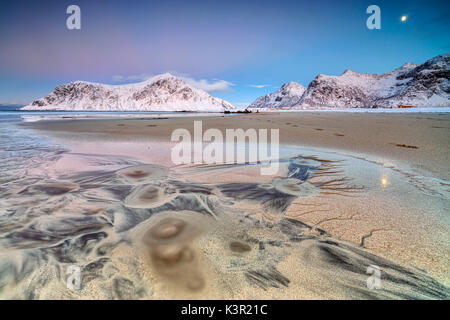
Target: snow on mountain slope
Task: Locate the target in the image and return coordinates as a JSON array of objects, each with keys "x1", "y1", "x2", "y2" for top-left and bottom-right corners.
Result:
[
  {"x1": 296, "y1": 53, "x2": 449, "y2": 109},
  {"x1": 22, "y1": 73, "x2": 235, "y2": 112},
  {"x1": 248, "y1": 82, "x2": 306, "y2": 109},
  {"x1": 248, "y1": 53, "x2": 449, "y2": 109}
]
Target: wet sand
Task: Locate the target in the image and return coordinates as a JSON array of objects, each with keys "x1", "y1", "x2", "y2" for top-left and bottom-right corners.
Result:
[
  {"x1": 1, "y1": 112, "x2": 448, "y2": 299},
  {"x1": 23, "y1": 112, "x2": 450, "y2": 179}
]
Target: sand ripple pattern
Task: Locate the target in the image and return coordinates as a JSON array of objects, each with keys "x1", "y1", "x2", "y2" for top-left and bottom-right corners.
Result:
[{"x1": 0, "y1": 145, "x2": 448, "y2": 299}]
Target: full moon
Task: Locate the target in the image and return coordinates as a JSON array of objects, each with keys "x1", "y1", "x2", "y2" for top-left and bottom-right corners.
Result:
[{"x1": 401, "y1": 15, "x2": 407, "y2": 22}]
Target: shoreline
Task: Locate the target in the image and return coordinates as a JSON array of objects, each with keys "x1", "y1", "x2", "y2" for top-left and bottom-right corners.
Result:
[
  {"x1": 21, "y1": 111, "x2": 450, "y2": 179},
  {"x1": 4, "y1": 106, "x2": 450, "y2": 112}
]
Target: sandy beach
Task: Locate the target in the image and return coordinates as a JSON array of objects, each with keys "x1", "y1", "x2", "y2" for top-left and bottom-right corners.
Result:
[
  {"x1": 24, "y1": 112, "x2": 450, "y2": 179},
  {"x1": 0, "y1": 111, "x2": 447, "y2": 299}
]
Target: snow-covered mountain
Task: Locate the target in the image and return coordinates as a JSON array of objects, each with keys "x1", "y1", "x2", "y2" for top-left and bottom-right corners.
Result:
[
  {"x1": 22, "y1": 73, "x2": 235, "y2": 112},
  {"x1": 248, "y1": 82, "x2": 306, "y2": 109},
  {"x1": 250, "y1": 53, "x2": 450, "y2": 109}
]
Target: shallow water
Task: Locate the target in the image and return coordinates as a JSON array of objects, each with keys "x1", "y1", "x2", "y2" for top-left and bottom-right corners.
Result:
[{"x1": 0, "y1": 113, "x2": 449, "y2": 299}]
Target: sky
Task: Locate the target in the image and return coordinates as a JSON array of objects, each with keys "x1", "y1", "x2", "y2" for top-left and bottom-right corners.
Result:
[{"x1": 0, "y1": 0, "x2": 449, "y2": 107}]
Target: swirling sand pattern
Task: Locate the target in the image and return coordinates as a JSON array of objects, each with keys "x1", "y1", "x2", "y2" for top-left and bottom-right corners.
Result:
[{"x1": 0, "y1": 149, "x2": 448, "y2": 300}]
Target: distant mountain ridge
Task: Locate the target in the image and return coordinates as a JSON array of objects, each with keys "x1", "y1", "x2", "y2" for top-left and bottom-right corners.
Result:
[
  {"x1": 249, "y1": 53, "x2": 449, "y2": 109},
  {"x1": 22, "y1": 73, "x2": 235, "y2": 112}
]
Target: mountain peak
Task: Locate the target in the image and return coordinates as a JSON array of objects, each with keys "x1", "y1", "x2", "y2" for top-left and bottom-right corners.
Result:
[
  {"x1": 249, "y1": 53, "x2": 449, "y2": 110},
  {"x1": 141, "y1": 72, "x2": 178, "y2": 84},
  {"x1": 342, "y1": 69, "x2": 356, "y2": 75},
  {"x1": 22, "y1": 73, "x2": 235, "y2": 112},
  {"x1": 297, "y1": 53, "x2": 449, "y2": 109},
  {"x1": 248, "y1": 81, "x2": 306, "y2": 109},
  {"x1": 282, "y1": 81, "x2": 304, "y2": 89},
  {"x1": 399, "y1": 62, "x2": 418, "y2": 69}
]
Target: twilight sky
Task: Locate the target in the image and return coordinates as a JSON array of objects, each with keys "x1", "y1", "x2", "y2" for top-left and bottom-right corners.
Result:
[{"x1": 0, "y1": 0, "x2": 449, "y2": 106}]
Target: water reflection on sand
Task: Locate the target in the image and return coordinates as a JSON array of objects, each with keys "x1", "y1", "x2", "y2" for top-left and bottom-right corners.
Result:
[
  {"x1": 0, "y1": 149, "x2": 448, "y2": 299},
  {"x1": 0, "y1": 115, "x2": 449, "y2": 299}
]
